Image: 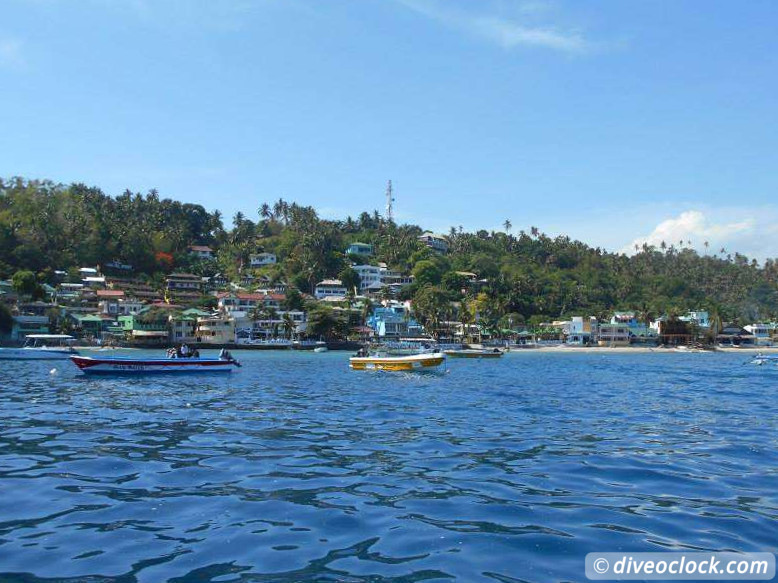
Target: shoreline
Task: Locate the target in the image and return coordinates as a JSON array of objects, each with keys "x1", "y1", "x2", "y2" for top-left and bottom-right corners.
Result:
[{"x1": 508, "y1": 345, "x2": 778, "y2": 354}]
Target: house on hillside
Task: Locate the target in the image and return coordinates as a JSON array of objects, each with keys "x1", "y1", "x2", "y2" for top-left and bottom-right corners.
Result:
[
  {"x1": 189, "y1": 245, "x2": 214, "y2": 260},
  {"x1": 418, "y1": 232, "x2": 449, "y2": 253},
  {"x1": 315, "y1": 279, "x2": 347, "y2": 299},
  {"x1": 346, "y1": 242, "x2": 373, "y2": 257},
  {"x1": 249, "y1": 252, "x2": 277, "y2": 267}
]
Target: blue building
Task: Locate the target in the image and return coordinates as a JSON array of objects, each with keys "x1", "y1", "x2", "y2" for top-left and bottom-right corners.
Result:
[{"x1": 367, "y1": 303, "x2": 423, "y2": 339}]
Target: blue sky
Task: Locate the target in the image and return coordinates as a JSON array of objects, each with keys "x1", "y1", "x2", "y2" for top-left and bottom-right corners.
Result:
[{"x1": 2, "y1": 0, "x2": 777, "y2": 259}]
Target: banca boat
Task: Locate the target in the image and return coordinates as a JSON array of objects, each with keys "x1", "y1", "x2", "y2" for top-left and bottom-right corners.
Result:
[
  {"x1": 349, "y1": 352, "x2": 445, "y2": 371},
  {"x1": 71, "y1": 354, "x2": 241, "y2": 374},
  {"x1": 0, "y1": 334, "x2": 78, "y2": 360}
]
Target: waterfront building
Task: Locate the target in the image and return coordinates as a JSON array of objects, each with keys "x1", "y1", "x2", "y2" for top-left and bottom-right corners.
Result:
[
  {"x1": 118, "y1": 309, "x2": 171, "y2": 345},
  {"x1": 9, "y1": 315, "x2": 49, "y2": 341},
  {"x1": 565, "y1": 316, "x2": 598, "y2": 345},
  {"x1": 744, "y1": 323, "x2": 773, "y2": 346},
  {"x1": 680, "y1": 310, "x2": 710, "y2": 329},
  {"x1": 597, "y1": 323, "x2": 631, "y2": 346},
  {"x1": 367, "y1": 302, "x2": 424, "y2": 339},
  {"x1": 195, "y1": 314, "x2": 236, "y2": 344}
]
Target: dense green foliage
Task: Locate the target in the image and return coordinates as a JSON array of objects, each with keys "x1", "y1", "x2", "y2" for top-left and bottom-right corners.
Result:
[{"x1": 3, "y1": 177, "x2": 778, "y2": 325}]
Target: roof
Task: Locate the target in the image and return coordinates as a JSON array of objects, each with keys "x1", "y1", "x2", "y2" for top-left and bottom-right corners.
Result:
[
  {"x1": 167, "y1": 273, "x2": 199, "y2": 279},
  {"x1": 96, "y1": 289, "x2": 125, "y2": 298},
  {"x1": 316, "y1": 279, "x2": 344, "y2": 286},
  {"x1": 24, "y1": 334, "x2": 74, "y2": 339},
  {"x1": 189, "y1": 245, "x2": 213, "y2": 252}
]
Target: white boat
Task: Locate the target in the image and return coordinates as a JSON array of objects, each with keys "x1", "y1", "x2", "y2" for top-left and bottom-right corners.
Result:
[{"x1": 0, "y1": 334, "x2": 79, "y2": 360}]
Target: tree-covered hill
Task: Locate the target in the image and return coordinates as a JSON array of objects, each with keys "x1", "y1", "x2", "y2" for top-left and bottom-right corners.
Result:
[{"x1": 2, "y1": 177, "x2": 777, "y2": 325}]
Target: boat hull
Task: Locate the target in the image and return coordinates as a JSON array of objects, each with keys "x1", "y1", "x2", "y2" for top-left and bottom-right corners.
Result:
[
  {"x1": 349, "y1": 353, "x2": 445, "y2": 371},
  {"x1": 0, "y1": 348, "x2": 76, "y2": 360},
  {"x1": 444, "y1": 350, "x2": 503, "y2": 359},
  {"x1": 71, "y1": 356, "x2": 238, "y2": 374}
]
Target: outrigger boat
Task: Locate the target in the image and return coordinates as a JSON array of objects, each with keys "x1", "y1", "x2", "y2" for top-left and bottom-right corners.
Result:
[
  {"x1": 0, "y1": 334, "x2": 78, "y2": 360},
  {"x1": 70, "y1": 354, "x2": 241, "y2": 374},
  {"x1": 349, "y1": 352, "x2": 445, "y2": 371},
  {"x1": 749, "y1": 353, "x2": 778, "y2": 366},
  {"x1": 444, "y1": 348, "x2": 503, "y2": 359}
]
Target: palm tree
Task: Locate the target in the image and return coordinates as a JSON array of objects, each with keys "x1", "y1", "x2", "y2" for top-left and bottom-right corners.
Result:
[
  {"x1": 282, "y1": 313, "x2": 296, "y2": 339},
  {"x1": 259, "y1": 203, "x2": 271, "y2": 220},
  {"x1": 503, "y1": 219, "x2": 512, "y2": 234}
]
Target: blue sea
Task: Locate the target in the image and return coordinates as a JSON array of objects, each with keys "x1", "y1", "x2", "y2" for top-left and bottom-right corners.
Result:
[{"x1": 1, "y1": 350, "x2": 777, "y2": 582}]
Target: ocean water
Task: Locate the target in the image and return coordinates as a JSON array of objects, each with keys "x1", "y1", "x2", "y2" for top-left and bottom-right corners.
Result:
[{"x1": 0, "y1": 350, "x2": 777, "y2": 582}]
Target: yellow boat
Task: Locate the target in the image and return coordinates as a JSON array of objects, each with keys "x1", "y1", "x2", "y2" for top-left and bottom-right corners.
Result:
[
  {"x1": 443, "y1": 349, "x2": 503, "y2": 359},
  {"x1": 349, "y1": 352, "x2": 446, "y2": 371}
]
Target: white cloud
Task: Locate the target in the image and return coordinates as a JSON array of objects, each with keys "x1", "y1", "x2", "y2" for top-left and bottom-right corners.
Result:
[
  {"x1": 394, "y1": 0, "x2": 588, "y2": 53},
  {"x1": 623, "y1": 210, "x2": 757, "y2": 255}
]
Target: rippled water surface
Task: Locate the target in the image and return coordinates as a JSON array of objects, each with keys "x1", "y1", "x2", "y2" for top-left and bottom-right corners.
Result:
[{"x1": 1, "y1": 350, "x2": 777, "y2": 582}]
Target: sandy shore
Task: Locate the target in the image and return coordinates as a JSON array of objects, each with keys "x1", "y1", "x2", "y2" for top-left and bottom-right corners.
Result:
[{"x1": 508, "y1": 345, "x2": 778, "y2": 354}]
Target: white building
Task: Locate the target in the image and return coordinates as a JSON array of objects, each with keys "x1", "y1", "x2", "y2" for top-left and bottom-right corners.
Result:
[
  {"x1": 566, "y1": 316, "x2": 598, "y2": 345},
  {"x1": 352, "y1": 264, "x2": 413, "y2": 294},
  {"x1": 315, "y1": 279, "x2": 348, "y2": 299},
  {"x1": 680, "y1": 311, "x2": 710, "y2": 329},
  {"x1": 418, "y1": 232, "x2": 449, "y2": 253},
  {"x1": 249, "y1": 252, "x2": 277, "y2": 267},
  {"x1": 744, "y1": 323, "x2": 774, "y2": 346},
  {"x1": 353, "y1": 265, "x2": 383, "y2": 293},
  {"x1": 188, "y1": 245, "x2": 214, "y2": 260}
]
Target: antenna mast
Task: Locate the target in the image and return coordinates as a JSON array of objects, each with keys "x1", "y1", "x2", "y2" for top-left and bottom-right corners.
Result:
[{"x1": 385, "y1": 180, "x2": 394, "y2": 222}]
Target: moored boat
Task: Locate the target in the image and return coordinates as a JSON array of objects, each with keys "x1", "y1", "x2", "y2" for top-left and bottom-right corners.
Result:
[
  {"x1": 70, "y1": 354, "x2": 241, "y2": 374},
  {"x1": 444, "y1": 348, "x2": 503, "y2": 359},
  {"x1": 0, "y1": 334, "x2": 78, "y2": 360},
  {"x1": 349, "y1": 352, "x2": 445, "y2": 371}
]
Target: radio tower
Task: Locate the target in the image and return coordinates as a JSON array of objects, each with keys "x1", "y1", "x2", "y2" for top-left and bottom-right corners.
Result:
[{"x1": 385, "y1": 180, "x2": 395, "y2": 222}]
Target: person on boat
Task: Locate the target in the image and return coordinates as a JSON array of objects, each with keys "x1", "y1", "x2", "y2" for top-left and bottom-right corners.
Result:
[
  {"x1": 181, "y1": 344, "x2": 190, "y2": 357},
  {"x1": 355, "y1": 347, "x2": 368, "y2": 357},
  {"x1": 219, "y1": 348, "x2": 233, "y2": 361},
  {"x1": 192, "y1": 348, "x2": 200, "y2": 358}
]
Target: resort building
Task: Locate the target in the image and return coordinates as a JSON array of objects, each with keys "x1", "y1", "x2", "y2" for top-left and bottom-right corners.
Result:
[
  {"x1": 353, "y1": 265, "x2": 383, "y2": 293},
  {"x1": 565, "y1": 316, "x2": 598, "y2": 345},
  {"x1": 597, "y1": 323, "x2": 631, "y2": 346},
  {"x1": 217, "y1": 292, "x2": 285, "y2": 314},
  {"x1": 351, "y1": 264, "x2": 414, "y2": 295},
  {"x1": 744, "y1": 323, "x2": 774, "y2": 346},
  {"x1": 165, "y1": 273, "x2": 202, "y2": 303},
  {"x1": 367, "y1": 302, "x2": 424, "y2": 339},
  {"x1": 195, "y1": 314, "x2": 236, "y2": 344},
  {"x1": 249, "y1": 252, "x2": 277, "y2": 267},
  {"x1": 346, "y1": 242, "x2": 373, "y2": 257},
  {"x1": 314, "y1": 279, "x2": 348, "y2": 299},
  {"x1": 9, "y1": 315, "x2": 49, "y2": 341},
  {"x1": 188, "y1": 245, "x2": 214, "y2": 260},
  {"x1": 118, "y1": 310, "x2": 171, "y2": 345},
  {"x1": 680, "y1": 310, "x2": 710, "y2": 329},
  {"x1": 418, "y1": 232, "x2": 449, "y2": 253}
]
